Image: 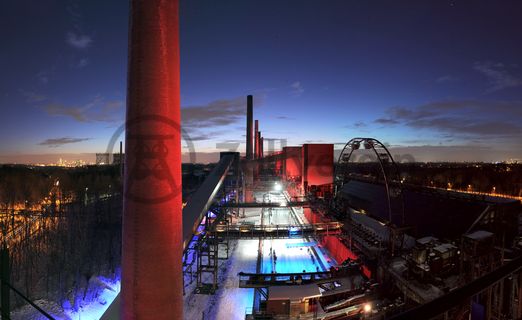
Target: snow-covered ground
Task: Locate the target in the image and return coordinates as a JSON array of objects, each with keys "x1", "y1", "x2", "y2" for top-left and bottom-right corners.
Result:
[
  {"x1": 236, "y1": 207, "x2": 262, "y2": 225},
  {"x1": 233, "y1": 192, "x2": 307, "y2": 227},
  {"x1": 26, "y1": 188, "x2": 333, "y2": 320},
  {"x1": 262, "y1": 207, "x2": 297, "y2": 225},
  {"x1": 63, "y1": 276, "x2": 120, "y2": 320},
  {"x1": 184, "y1": 190, "x2": 335, "y2": 319},
  {"x1": 184, "y1": 240, "x2": 258, "y2": 320},
  {"x1": 11, "y1": 274, "x2": 120, "y2": 320}
]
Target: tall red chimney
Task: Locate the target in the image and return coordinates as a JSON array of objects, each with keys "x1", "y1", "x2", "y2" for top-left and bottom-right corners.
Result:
[
  {"x1": 246, "y1": 95, "x2": 254, "y2": 159},
  {"x1": 122, "y1": 0, "x2": 183, "y2": 318},
  {"x1": 254, "y1": 120, "x2": 259, "y2": 159}
]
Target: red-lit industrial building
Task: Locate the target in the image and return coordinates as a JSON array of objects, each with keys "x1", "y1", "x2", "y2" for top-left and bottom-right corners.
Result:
[
  {"x1": 302, "y1": 144, "x2": 334, "y2": 189},
  {"x1": 283, "y1": 146, "x2": 302, "y2": 181}
]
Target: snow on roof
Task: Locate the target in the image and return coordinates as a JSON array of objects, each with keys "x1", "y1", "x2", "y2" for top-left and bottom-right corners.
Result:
[
  {"x1": 417, "y1": 236, "x2": 438, "y2": 245},
  {"x1": 465, "y1": 230, "x2": 494, "y2": 240},
  {"x1": 433, "y1": 243, "x2": 457, "y2": 253},
  {"x1": 269, "y1": 284, "x2": 321, "y2": 300}
]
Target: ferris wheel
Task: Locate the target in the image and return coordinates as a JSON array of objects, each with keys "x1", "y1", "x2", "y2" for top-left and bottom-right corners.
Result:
[{"x1": 334, "y1": 137, "x2": 404, "y2": 225}]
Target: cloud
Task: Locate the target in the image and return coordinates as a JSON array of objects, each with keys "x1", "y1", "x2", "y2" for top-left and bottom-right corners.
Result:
[
  {"x1": 38, "y1": 137, "x2": 91, "y2": 148},
  {"x1": 186, "y1": 131, "x2": 227, "y2": 142},
  {"x1": 397, "y1": 139, "x2": 433, "y2": 145},
  {"x1": 182, "y1": 96, "x2": 262, "y2": 129},
  {"x1": 376, "y1": 100, "x2": 522, "y2": 139},
  {"x1": 407, "y1": 118, "x2": 520, "y2": 136},
  {"x1": 189, "y1": 134, "x2": 212, "y2": 142},
  {"x1": 343, "y1": 122, "x2": 368, "y2": 129},
  {"x1": 374, "y1": 118, "x2": 399, "y2": 125},
  {"x1": 276, "y1": 115, "x2": 295, "y2": 120},
  {"x1": 290, "y1": 81, "x2": 304, "y2": 97},
  {"x1": 44, "y1": 104, "x2": 87, "y2": 122},
  {"x1": 43, "y1": 97, "x2": 123, "y2": 122},
  {"x1": 473, "y1": 61, "x2": 522, "y2": 92},
  {"x1": 19, "y1": 89, "x2": 47, "y2": 103},
  {"x1": 66, "y1": 32, "x2": 92, "y2": 49}
]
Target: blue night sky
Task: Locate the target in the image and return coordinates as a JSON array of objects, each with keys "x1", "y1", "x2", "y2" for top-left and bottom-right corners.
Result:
[{"x1": 1, "y1": 1, "x2": 522, "y2": 163}]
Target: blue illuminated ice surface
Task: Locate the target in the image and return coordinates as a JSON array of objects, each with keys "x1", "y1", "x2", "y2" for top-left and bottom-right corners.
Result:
[{"x1": 262, "y1": 239, "x2": 332, "y2": 274}]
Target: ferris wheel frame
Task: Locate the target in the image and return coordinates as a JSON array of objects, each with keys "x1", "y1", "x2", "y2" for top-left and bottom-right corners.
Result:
[{"x1": 335, "y1": 137, "x2": 404, "y2": 225}]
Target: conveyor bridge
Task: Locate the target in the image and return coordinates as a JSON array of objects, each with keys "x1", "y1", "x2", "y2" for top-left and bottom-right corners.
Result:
[
  {"x1": 209, "y1": 222, "x2": 343, "y2": 239},
  {"x1": 238, "y1": 264, "x2": 360, "y2": 288},
  {"x1": 218, "y1": 201, "x2": 309, "y2": 208}
]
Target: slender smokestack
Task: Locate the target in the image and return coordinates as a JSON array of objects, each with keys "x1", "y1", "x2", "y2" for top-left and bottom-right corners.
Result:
[
  {"x1": 259, "y1": 137, "x2": 265, "y2": 158},
  {"x1": 122, "y1": 0, "x2": 183, "y2": 318},
  {"x1": 258, "y1": 131, "x2": 262, "y2": 159},
  {"x1": 254, "y1": 120, "x2": 259, "y2": 159},
  {"x1": 246, "y1": 95, "x2": 253, "y2": 160}
]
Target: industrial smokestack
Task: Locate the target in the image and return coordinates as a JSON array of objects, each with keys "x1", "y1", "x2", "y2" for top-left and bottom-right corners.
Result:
[
  {"x1": 246, "y1": 95, "x2": 254, "y2": 159},
  {"x1": 258, "y1": 131, "x2": 262, "y2": 159},
  {"x1": 122, "y1": 0, "x2": 183, "y2": 318},
  {"x1": 254, "y1": 120, "x2": 259, "y2": 159},
  {"x1": 259, "y1": 137, "x2": 265, "y2": 158}
]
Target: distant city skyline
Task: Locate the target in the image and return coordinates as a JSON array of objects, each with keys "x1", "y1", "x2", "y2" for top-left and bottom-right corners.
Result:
[{"x1": 1, "y1": 1, "x2": 522, "y2": 163}]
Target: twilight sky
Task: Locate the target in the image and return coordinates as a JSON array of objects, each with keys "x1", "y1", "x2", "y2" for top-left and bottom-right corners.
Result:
[{"x1": 1, "y1": 0, "x2": 522, "y2": 163}]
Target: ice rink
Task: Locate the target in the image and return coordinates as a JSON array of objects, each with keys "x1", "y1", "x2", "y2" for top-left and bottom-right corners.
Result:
[
  {"x1": 255, "y1": 191, "x2": 334, "y2": 274},
  {"x1": 184, "y1": 190, "x2": 335, "y2": 319},
  {"x1": 261, "y1": 238, "x2": 334, "y2": 274}
]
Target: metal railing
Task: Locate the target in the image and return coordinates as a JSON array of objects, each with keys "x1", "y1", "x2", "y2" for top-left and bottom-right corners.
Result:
[
  {"x1": 238, "y1": 264, "x2": 360, "y2": 288},
  {"x1": 209, "y1": 222, "x2": 343, "y2": 239}
]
